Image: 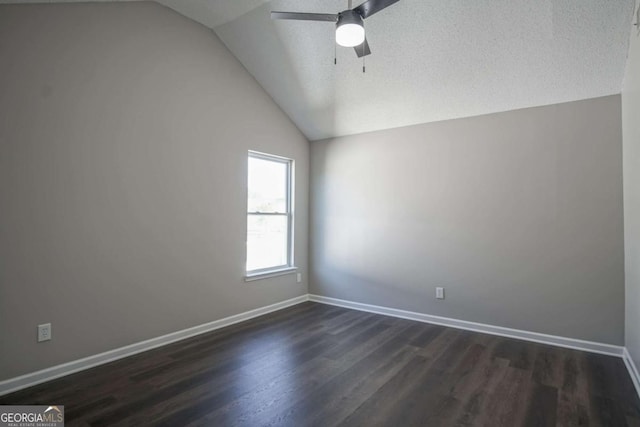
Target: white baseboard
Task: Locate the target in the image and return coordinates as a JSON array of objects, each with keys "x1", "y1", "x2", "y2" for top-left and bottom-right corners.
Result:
[
  {"x1": 0, "y1": 295, "x2": 309, "y2": 397},
  {"x1": 308, "y1": 294, "x2": 624, "y2": 357},
  {"x1": 2, "y1": 293, "x2": 633, "y2": 399},
  {"x1": 623, "y1": 348, "x2": 640, "y2": 399}
]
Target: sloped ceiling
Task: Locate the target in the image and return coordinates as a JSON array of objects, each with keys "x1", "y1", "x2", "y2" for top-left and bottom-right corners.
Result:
[{"x1": 2, "y1": 0, "x2": 635, "y2": 140}]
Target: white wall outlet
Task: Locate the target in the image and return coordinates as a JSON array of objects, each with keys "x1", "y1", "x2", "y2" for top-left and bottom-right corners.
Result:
[
  {"x1": 296, "y1": 273, "x2": 302, "y2": 283},
  {"x1": 37, "y1": 323, "x2": 52, "y2": 342},
  {"x1": 436, "y1": 287, "x2": 445, "y2": 300}
]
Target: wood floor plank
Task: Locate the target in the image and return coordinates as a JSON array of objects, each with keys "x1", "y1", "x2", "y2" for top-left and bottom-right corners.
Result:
[
  {"x1": 91, "y1": 333, "x2": 347, "y2": 425},
  {"x1": 256, "y1": 324, "x2": 421, "y2": 427},
  {"x1": 590, "y1": 395, "x2": 629, "y2": 426},
  {"x1": 533, "y1": 345, "x2": 563, "y2": 389},
  {"x1": 335, "y1": 354, "x2": 435, "y2": 427},
  {"x1": 379, "y1": 367, "x2": 460, "y2": 427},
  {"x1": 556, "y1": 350, "x2": 594, "y2": 427},
  {"x1": 472, "y1": 365, "x2": 532, "y2": 427},
  {"x1": 0, "y1": 302, "x2": 637, "y2": 427},
  {"x1": 452, "y1": 356, "x2": 511, "y2": 426},
  {"x1": 523, "y1": 383, "x2": 559, "y2": 427}
]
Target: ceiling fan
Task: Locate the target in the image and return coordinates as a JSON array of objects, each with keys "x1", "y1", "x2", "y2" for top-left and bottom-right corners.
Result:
[{"x1": 271, "y1": 0, "x2": 401, "y2": 59}]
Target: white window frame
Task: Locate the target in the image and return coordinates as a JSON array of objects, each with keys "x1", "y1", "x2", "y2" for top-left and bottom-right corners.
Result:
[{"x1": 245, "y1": 150, "x2": 296, "y2": 281}]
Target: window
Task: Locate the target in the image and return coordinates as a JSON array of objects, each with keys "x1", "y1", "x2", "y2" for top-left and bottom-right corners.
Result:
[{"x1": 246, "y1": 151, "x2": 295, "y2": 278}]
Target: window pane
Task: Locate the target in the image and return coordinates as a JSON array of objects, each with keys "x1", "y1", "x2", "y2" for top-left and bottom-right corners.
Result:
[
  {"x1": 248, "y1": 156, "x2": 287, "y2": 213},
  {"x1": 246, "y1": 215, "x2": 288, "y2": 271}
]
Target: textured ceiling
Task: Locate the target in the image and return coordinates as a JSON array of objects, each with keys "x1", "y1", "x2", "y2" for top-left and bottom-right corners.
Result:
[
  {"x1": 180, "y1": 0, "x2": 636, "y2": 140},
  {"x1": 2, "y1": 0, "x2": 635, "y2": 140}
]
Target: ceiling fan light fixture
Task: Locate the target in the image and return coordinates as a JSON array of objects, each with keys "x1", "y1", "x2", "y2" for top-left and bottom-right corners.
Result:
[{"x1": 335, "y1": 11, "x2": 365, "y2": 47}]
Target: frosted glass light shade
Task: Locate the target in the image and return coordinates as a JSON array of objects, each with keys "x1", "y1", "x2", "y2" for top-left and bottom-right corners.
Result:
[{"x1": 336, "y1": 22, "x2": 365, "y2": 47}]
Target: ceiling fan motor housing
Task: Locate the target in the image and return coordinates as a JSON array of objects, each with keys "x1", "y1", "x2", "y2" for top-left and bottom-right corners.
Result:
[{"x1": 338, "y1": 9, "x2": 363, "y2": 24}]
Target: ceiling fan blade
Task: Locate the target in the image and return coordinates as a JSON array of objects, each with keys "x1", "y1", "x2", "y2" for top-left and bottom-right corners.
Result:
[
  {"x1": 353, "y1": 0, "x2": 400, "y2": 19},
  {"x1": 354, "y1": 38, "x2": 371, "y2": 57},
  {"x1": 271, "y1": 12, "x2": 338, "y2": 22}
]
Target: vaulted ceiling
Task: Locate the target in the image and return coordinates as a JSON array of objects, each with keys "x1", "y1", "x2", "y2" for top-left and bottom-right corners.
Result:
[{"x1": 3, "y1": 0, "x2": 636, "y2": 140}]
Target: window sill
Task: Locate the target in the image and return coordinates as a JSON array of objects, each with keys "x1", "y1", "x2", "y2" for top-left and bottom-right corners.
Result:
[{"x1": 245, "y1": 267, "x2": 298, "y2": 282}]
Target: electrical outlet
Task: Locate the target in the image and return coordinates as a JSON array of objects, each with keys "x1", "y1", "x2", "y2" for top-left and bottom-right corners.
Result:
[
  {"x1": 436, "y1": 287, "x2": 445, "y2": 300},
  {"x1": 38, "y1": 323, "x2": 52, "y2": 342},
  {"x1": 296, "y1": 273, "x2": 302, "y2": 283}
]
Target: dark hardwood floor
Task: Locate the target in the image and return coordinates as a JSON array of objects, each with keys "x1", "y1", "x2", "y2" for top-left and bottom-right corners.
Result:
[{"x1": 1, "y1": 302, "x2": 639, "y2": 426}]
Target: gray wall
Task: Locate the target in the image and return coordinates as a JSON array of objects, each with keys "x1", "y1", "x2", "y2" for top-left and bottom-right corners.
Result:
[
  {"x1": 623, "y1": 0, "x2": 640, "y2": 370},
  {"x1": 310, "y1": 95, "x2": 624, "y2": 345},
  {"x1": 0, "y1": 2, "x2": 308, "y2": 381}
]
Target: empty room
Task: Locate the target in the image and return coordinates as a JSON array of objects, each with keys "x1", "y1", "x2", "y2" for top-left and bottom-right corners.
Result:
[{"x1": 0, "y1": 0, "x2": 639, "y2": 425}]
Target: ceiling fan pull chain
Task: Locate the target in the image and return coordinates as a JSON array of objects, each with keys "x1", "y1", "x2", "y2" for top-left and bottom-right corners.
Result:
[
  {"x1": 335, "y1": 42, "x2": 337, "y2": 65},
  {"x1": 362, "y1": 21, "x2": 366, "y2": 73}
]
